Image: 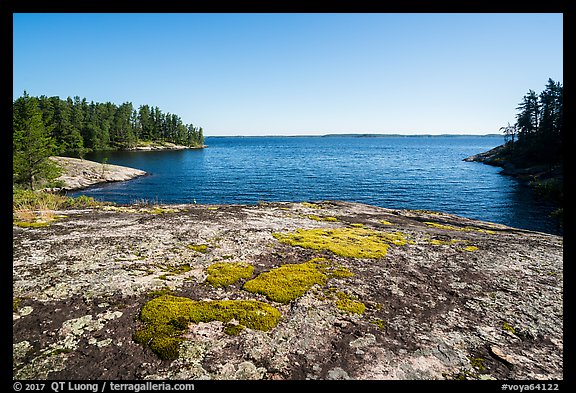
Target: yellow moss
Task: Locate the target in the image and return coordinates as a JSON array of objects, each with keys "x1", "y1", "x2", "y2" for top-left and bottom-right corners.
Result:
[
  {"x1": 146, "y1": 287, "x2": 174, "y2": 298},
  {"x1": 502, "y1": 322, "x2": 516, "y2": 334},
  {"x1": 141, "y1": 207, "x2": 179, "y2": 214},
  {"x1": 13, "y1": 298, "x2": 22, "y2": 313},
  {"x1": 327, "y1": 265, "x2": 354, "y2": 279},
  {"x1": 463, "y1": 246, "x2": 479, "y2": 252},
  {"x1": 205, "y1": 261, "x2": 254, "y2": 287},
  {"x1": 243, "y1": 260, "x2": 328, "y2": 303},
  {"x1": 335, "y1": 292, "x2": 366, "y2": 314},
  {"x1": 424, "y1": 221, "x2": 495, "y2": 235},
  {"x1": 14, "y1": 221, "x2": 50, "y2": 228},
  {"x1": 306, "y1": 214, "x2": 338, "y2": 222},
  {"x1": 223, "y1": 323, "x2": 245, "y2": 335},
  {"x1": 134, "y1": 295, "x2": 281, "y2": 360},
  {"x1": 188, "y1": 244, "x2": 208, "y2": 253},
  {"x1": 379, "y1": 220, "x2": 394, "y2": 225},
  {"x1": 301, "y1": 202, "x2": 323, "y2": 209},
  {"x1": 474, "y1": 228, "x2": 496, "y2": 235},
  {"x1": 349, "y1": 223, "x2": 365, "y2": 228},
  {"x1": 370, "y1": 318, "x2": 386, "y2": 329},
  {"x1": 469, "y1": 357, "x2": 486, "y2": 371},
  {"x1": 155, "y1": 263, "x2": 192, "y2": 280},
  {"x1": 428, "y1": 238, "x2": 464, "y2": 246},
  {"x1": 272, "y1": 227, "x2": 409, "y2": 259}
]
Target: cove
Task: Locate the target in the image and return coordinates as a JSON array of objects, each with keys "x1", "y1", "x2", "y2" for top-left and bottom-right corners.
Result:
[{"x1": 72, "y1": 135, "x2": 561, "y2": 235}]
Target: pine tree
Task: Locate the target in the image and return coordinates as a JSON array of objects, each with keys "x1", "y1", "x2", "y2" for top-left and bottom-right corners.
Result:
[
  {"x1": 515, "y1": 90, "x2": 539, "y2": 145},
  {"x1": 13, "y1": 92, "x2": 61, "y2": 189},
  {"x1": 51, "y1": 97, "x2": 84, "y2": 157}
]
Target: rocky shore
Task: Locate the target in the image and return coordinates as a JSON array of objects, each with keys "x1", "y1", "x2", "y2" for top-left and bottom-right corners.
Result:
[
  {"x1": 125, "y1": 142, "x2": 207, "y2": 151},
  {"x1": 463, "y1": 144, "x2": 563, "y2": 230},
  {"x1": 463, "y1": 144, "x2": 543, "y2": 177},
  {"x1": 49, "y1": 156, "x2": 147, "y2": 191},
  {"x1": 463, "y1": 144, "x2": 563, "y2": 187},
  {"x1": 13, "y1": 200, "x2": 563, "y2": 380}
]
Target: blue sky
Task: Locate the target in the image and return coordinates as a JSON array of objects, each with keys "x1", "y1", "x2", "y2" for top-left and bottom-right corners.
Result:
[{"x1": 13, "y1": 13, "x2": 563, "y2": 136}]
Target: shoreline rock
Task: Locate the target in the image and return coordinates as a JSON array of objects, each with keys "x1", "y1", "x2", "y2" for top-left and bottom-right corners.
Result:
[
  {"x1": 125, "y1": 142, "x2": 207, "y2": 151},
  {"x1": 49, "y1": 156, "x2": 147, "y2": 191},
  {"x1": 463, "y1": 143, "x2": 562, "y2": 179},
  {"x1": 13, "y1": 200, "x2": 563, "y2": 380},
  {"x1": 463, "y1": 144, "x2": 563, "y2": 230}
]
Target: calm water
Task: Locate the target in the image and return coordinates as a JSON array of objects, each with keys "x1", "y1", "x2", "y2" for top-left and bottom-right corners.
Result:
[{"x1": 74, "y1": 136, "x2": 561, "y2": 235}]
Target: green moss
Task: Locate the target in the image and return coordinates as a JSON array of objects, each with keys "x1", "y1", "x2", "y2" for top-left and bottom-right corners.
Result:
[
  {"x1": 272, "y1": 227, "x2": 409, "y2": 259},
  {"x1": 188, "y1": 244, "x2": 208, "y2": 253},
  {"x1": 335, "y1": 292, "x2": 366, "y2": 314},
  {"x1": 243, "y1": 260, "x2": 328, "y2": 303},
  {"x1": 205, "y1": 261, "x2": 254, "y2": 287},
  {"x1": 134, "y1": 295, "x2": 281, "y2": 360}
]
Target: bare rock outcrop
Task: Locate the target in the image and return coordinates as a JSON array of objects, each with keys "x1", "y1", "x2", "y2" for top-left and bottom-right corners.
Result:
[
  {"x1": 49, "y1": 156, "x2": 147, "y2": 191},
  {"x1": 13, "y1": 201, "x2": 563, "y2": 381}
]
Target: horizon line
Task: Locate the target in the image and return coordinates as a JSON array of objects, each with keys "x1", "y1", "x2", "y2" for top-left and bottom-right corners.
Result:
[{"x1": 204, "y1": 133, "x2": 503, "y2": 137}]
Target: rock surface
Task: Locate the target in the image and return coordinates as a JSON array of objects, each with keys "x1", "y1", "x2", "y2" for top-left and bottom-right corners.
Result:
[
  {"x1": 49, "y1": 156, "x2": 147, "y2": 191},
  {"x1": 126, "y1": 142, "x2": 207, "y2": 151},
  {"x1": 12, "y1": 201, "x2": 563, "y2": 380}
]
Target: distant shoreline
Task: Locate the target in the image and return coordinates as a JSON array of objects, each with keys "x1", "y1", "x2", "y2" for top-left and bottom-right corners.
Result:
[{"x1": 206, "y1": 133, "x2": 502, "y2": 138}]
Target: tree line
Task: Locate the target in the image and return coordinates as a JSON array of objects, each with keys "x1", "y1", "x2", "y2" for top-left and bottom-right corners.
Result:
[
  {"x1": 13, "y1": 91, "x2": 205, "y2": 189},
  {"x1": 501, "y1": 78, "x2": 563, "y2": 167}
]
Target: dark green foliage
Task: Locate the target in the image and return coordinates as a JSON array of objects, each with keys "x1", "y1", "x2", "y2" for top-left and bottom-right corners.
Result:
[
  {"x1": 498, "y1": 79, "x2": 563, "y2": 228},
  {"x1": 13, "y1": 92, "x2": 205, "y2": 158},
  {"x1": 510, "y1": 79, "x2": 563, "y2": 167},
  {"x1": 13, "y1": 92, "x2": 62, "y2": 189},
  {"x1": 13, "y1": 91, "x2": 205, "y2": 189}
]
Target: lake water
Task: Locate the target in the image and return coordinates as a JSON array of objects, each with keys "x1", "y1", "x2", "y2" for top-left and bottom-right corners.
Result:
[{"x1": 74, "y1": 135, "x2": 561, "y2": 235}]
